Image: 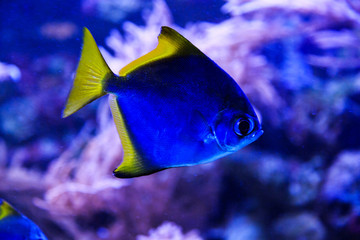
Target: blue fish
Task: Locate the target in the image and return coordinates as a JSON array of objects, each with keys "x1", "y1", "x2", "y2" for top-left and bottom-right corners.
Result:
[
  {"x1": 63, "y1": 26, "x2": 263, "y2": 178},
  {"x1": 0, "y1": 199, "x2": 48, "y2": 240}
]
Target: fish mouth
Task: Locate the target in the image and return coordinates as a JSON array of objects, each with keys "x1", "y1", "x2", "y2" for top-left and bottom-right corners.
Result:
[
  {"x1": 218, "y1": 129, "x2": 264, "y2": 152},
  {"x1": 253, "y1": 129, "x2": 264, "y2": 140}
]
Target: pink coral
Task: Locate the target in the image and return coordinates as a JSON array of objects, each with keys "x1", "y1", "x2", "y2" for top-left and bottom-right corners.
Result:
[
  {"x1": 0, "y1": 62, "x2": 21, "y2": 82},
  {"x1": 1, "y1": 0, "x2": 360, "y2": 239},
  {"x1": 223, "y1": 0, "x2": 360, "y2": 22},
  {"x1": 136, "y1": 222, "x2": 203, "y2": 240}
]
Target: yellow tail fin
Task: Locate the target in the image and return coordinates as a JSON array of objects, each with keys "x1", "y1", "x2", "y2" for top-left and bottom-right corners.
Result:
[{"x1": 62, "y1": 27, "x2": 113, "y2": 118}]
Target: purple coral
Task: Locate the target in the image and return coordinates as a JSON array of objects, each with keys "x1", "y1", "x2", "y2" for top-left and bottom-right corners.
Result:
[
  {"x1": 0, "y1": 0, "x2": 360, "y2": 239},
  {"x1": 272, "y1": 212, "x2": 326, "y2": 240},
  {"x1": 136, "y1": 222, "x2": 202, "y2": 240},
  {"x1": 320, "y1": 151, "x2": 360, "y2": 236}
]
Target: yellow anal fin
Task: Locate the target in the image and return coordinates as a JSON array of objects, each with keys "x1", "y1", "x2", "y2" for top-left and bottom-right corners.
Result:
[
  {"x1": 119, "y1": 26, "x2": 205, "y2": 76},
  {"x1": 0, "y1": 200, "x2": 18, "y2": 220},
  {"x1": 109, "y1": 94, "x2": 145, "y2": 178}
]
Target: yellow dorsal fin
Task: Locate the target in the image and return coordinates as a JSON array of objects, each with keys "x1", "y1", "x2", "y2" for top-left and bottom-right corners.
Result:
[
  {"x1": 119, "y1": 26, "x2": 204, "y2": 76},
  {"x1": 108, "y1": 94, "x2": 145, "y2": 178}
]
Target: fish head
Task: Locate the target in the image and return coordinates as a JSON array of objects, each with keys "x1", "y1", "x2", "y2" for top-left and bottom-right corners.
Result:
[{"x1": 212, "y1": 108, "x2": 263, "y2": 152}]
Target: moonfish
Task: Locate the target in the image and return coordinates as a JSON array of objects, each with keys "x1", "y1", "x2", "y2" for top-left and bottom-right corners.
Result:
[
  {"x1": 0, "y1": 199, "x2": 48, "y2": 240},
  {"x1": 63, "y1": 26, "x2": 263, "y2": 178}
]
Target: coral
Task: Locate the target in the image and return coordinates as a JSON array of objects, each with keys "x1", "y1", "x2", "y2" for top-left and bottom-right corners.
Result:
[
  {"x1": 1, "y1": 0, "x2": 360, "y2": 239},
  {"x1": 40, "y1": 22, "x2": 78, "y2": 40},
  {"x1": 0, "y1": 97, "x2": 37, "y2": 141},
  {"x1": 223, "y1": 0, "x2": 360, "y2": 23},
  {"x1": 0, "y1": 104, "x2": 222, "y2": 240},
  {"x1": 226, "y1": 152, "x2": 323, "y2": 206},
  {"x1": 219, "y1": 0, "x2": 360, "y2": 147},
  {"x1": 136, "y1": 222, "x2": 202, "y2": 240},
  {"x1": 288, "y1": 157, "x2": 323, "y2": 206},
  {"x1": 0, "y1": 62, "x2": 21, "y2": 82},
  {"x1": 82, "y1": 0, "x2": 149, "y2": 22},
  {"x1": 272, "y1": 212, "x2": 326, "y2": 240},
  {"x1": 320, "y1": 151, "x2": 360, "y2": 235},
  {"x1": 101, "y1": 0, "x2": 173, "y2": 74},
  {"x1": 225, "y1": 215, "x2": 264, "y2": 240}
]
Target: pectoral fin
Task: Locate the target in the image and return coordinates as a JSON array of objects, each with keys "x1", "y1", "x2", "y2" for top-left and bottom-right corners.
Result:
[{"x1": 190, "y1": 110, "x2": 214, "y2": 144}]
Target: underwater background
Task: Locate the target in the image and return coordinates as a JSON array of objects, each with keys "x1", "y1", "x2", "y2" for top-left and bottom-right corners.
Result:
[{"x1": 1, "y1": 0, "x2": 360, "y2": 239}]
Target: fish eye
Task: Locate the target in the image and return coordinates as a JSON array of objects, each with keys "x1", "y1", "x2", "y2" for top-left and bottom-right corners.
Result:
[{"x1": 234, "y1": 118, "x2": 254, "y2": 136}]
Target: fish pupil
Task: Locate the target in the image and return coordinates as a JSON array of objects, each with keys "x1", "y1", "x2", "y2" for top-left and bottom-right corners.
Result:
[{"x1": 238, "y1": 119, "x2": 251, "y2": 135}]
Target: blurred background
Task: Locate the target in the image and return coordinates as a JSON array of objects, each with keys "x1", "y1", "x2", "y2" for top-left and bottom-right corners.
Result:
[{"x1": 1, "y1": 0, "x2": 360, "y2": 239}]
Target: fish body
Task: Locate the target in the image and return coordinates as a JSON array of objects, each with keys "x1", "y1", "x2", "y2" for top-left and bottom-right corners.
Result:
[
  {"x1": 0, "y1": 199, "x2": 48, "y2": 240},
  {"x1": 63, "y1": 26, "x2": 263, "y2": 178}
]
